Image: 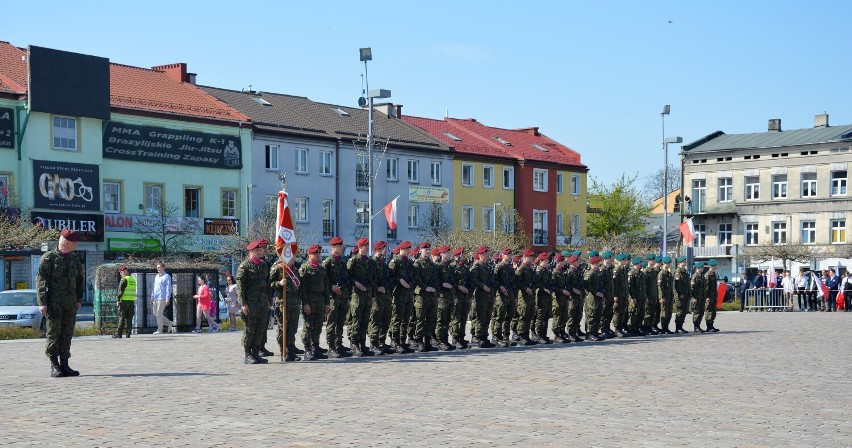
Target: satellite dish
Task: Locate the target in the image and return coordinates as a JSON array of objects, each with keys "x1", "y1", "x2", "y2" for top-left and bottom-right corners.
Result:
[{"x1": 358, "y1": 97, "x2": 367, "y2": 107}]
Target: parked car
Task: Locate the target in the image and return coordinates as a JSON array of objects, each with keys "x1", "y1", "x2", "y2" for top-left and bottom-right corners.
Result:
[{"x1": 0, "y1": 289, "x2": 45, "y2": 331}]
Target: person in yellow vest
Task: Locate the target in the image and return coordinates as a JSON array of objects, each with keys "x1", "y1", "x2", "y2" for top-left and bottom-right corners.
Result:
[{"x1": 114, "y1": 266, "x2": 136, "y2": 338}]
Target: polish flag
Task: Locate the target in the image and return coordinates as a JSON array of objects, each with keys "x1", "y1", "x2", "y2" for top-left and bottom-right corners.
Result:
[
  {"x1": 716, "y1": 282, "x2": 728, "y2": 310},
  {"x1": 817, "y1": 280, "x2": 828, "y2": 299},
  {"x1": 275, "y1": 190, "x2": 298, "y2": 266},
  {"x1": 384, "y1": 196, "x2": 399, "y2": 230},
  {"x1": 679, "y1": 218, "x2": 696, "y2": 244}
]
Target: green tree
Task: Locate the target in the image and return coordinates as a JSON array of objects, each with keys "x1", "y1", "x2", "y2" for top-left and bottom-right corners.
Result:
[{"x1": 587, "y1": 174, "x2": 652, "y2": 239}]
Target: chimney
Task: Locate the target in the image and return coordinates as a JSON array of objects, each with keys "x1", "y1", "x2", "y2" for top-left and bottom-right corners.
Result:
[
  {"x1": 814, "y1": 113, "x2": 829, "y2": 128},
  {"x1": 152, "y1": 63, "x2": 189, "y2": 83},
  {"x1": 395, "y1": 104, "x2": 403, "y2": 117},
  {"x1": 373, "y1": 103, "x2": 396, "y2": 117},
  {"x1": 768, "y1": 118, "x2": 782, "y2": 132},
  {"x1": 187, "y1": 73, "x2": 197, "y2": 85}
]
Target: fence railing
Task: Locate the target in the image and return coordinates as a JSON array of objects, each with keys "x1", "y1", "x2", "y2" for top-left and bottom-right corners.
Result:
[{"x1": 743, "y1": 288, "x2": 790, "y2": 311}]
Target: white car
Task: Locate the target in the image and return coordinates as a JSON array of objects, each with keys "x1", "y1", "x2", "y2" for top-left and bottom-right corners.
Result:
[{"x1": 0, "y1": 289, "x2": 45, "y2": 331}]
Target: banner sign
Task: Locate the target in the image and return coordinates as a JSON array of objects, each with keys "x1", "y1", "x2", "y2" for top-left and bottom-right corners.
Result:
[
  {"x1": 103, "y1": 213, "x2": 201, "y2": 234},
  {"x1": 0, "y1": 107, "x2": 13, "y2": 149},
  {"x1": 32, "y1": 160, "x2": 100, "y2": 211},
  {"x1": 203, "y1": 217, "x2": 240, "y2": 235},
  {"x1": 102, "y1": 121, "x2": 242, "y2": 169},
  {"x1": 409, "y1": 186, "x2": 449, "y2": 204},
  {"x1": 31, "y1": 211, "x2": 104, "y2": 242},
  {"x1": 108, "y1": 238, "x2": 161, "y2": 252}
]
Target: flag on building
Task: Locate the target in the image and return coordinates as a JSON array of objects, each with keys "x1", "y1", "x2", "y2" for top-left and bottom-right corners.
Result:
[
  {"x1": 679, "y1": 218, "x2": 696, "y2": 244},
  {"x1": 384, "y1": 196, "x2": 399, "y2": 230}
]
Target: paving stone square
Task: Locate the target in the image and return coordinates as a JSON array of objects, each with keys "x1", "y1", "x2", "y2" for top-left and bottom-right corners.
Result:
[{"x1": 1, "y1": 311, "x2": 850, "y2": 447}]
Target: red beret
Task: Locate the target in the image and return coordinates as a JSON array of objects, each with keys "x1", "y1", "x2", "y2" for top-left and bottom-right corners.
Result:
[
  {"x1": 392, "y1": 246, "x2": 401, "y2": 254},
  {"x1": 492, "y1": 253, "x2": 501, "y2": 261},
  {"x1": 246, "y1": 239, "x2": 268, "y2": 250},
  {"x1": 118, "y1": 265, "x2": 128, "y2": 272},
  {"x1": 439, "y1": 245, "x2": 451, "y2": 253},
  {"x1": 589, "y1": 255, "x2": 602, "y2": 264},
  {"x1": 356, "y1": 237, "x2": 369, "y2": 247},
  {"x1": 60, "y1": 229, "x2": 81, "y2": 241},
  {"x1": 475, "y1": 246, "x2": 489, "y2": 255},
  {"x1": 537, "y1": 252, "x2": 549, "y2": 261},
  {"x1": 329, "y1": 236, "x2": 343, "y2": 245},
  {"x1": 399, "y1": 241, "x2": 412, "y2": 249},
  {"x1": 501, "y1": 248, "x2": 512, "y2": 255},
  {"x1": 568, "y1": 255, "x2": 579, "y2": 263},
  {"x1": 453, "y1": 247, "x2": 464, "y2": 256},
  {"x1": 351, "y1": 247, "x2": 359, "y2": 255},
  {"x1": 307, "y1": 244, "x2": 321, "y2": 254},
  {"x1": 512, "y1": 256, "x2": 521, "y2": 263},
  {"x1": 373, "y1": 240, "x2": 387, "y2": 250},
  {"x1": 419, "y1": 241, "x2": 431, "y2": 249},
  {"x1": 430, "y1": 247, "x2": 442, "y2": 256},
  {"x1": 556, "y1": 254, "x2": 565, "y2": 262},
  {"x1": 522, "y1": 249, "x2": 535, "y2": 257}
]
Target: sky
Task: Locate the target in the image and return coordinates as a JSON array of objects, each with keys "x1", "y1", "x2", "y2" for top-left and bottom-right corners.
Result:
[{"x1": 5, "y1": 1, "x2": 852, "y2": 188}]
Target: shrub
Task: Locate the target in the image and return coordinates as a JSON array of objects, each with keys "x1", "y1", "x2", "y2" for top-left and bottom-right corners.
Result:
[{"x1": 0, "y1": 326, "x2": 43, "y2": 340}]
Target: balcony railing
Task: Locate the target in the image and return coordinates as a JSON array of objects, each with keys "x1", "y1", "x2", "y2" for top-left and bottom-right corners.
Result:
[
  {"x1": 355, "y1": 170, "x2": 369, "y2": 190},
  {"x1": 387, "y1": 227, "x2": 397, "y2": 240},
  {"x1": 685, "y1": 245, "x2": 733, "y2": 258},
  {"x1": 322, "y1": 219, "x2": 335, "y2": 238}
]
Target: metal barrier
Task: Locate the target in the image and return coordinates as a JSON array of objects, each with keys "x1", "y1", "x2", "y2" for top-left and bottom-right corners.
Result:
[{"x1": 743, "y1": 288, "x2": 791, "y2": 311}]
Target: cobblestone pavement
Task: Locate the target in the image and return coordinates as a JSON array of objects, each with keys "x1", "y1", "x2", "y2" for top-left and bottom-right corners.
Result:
[{"x1": 1, "y1": 312, "x2": 850, "y2": 447}]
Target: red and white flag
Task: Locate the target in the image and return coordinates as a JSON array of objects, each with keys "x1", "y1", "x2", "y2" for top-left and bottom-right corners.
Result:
[
  {"x1": 384, "y1": 196, "x2": 399, "y2": 230},
  {"x1": 275, "y1": 190, "x2": 298, "y2": 266},
  {"x1": 679, "y1": 218, "x2": 696, "y2": 244}
]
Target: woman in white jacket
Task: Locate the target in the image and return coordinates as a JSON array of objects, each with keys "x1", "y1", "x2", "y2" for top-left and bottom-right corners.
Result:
[{"x1": 781, "y1": 271, "x2": 795, "y2": 312}]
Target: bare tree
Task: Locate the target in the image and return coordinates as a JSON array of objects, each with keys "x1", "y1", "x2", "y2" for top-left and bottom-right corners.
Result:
[
  {"x1": 418, "y1": 203, "x2": 452, "y2": 243},
  {"x1": 0, "y1": 178, "x2": 59, "y2": 250},
  {"x1": 643, "y1": 164, "x2": 681, "y2": 202},
  {"x1": 742, "y1": 243, "x2": 817, "y2": 271},
  {"x1": 133, "y1": 201, "x2": 199, "y2": 257}
]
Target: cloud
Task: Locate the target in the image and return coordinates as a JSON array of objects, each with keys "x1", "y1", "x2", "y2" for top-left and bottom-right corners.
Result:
[{"x1": 430, "y1": 43, "x2": 490, "y2": 62}]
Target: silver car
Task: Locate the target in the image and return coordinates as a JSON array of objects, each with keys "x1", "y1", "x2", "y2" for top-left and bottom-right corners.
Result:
[{"x1": 0, "y1": 289, "x2": 45, "y2": 331}]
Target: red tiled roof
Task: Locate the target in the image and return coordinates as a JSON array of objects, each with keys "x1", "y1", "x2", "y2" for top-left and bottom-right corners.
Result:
[
  {"x1": 401, "y1": 115, "x2": 516, "y2": 161},
  {"x1": 110, "y1": 63, "x2": 249, "y2": 122},
  {"x1": 0, "y1": 42, "x2": 28, "y2": 94}
]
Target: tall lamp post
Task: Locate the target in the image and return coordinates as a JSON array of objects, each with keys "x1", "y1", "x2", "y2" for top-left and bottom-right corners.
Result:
[
  {"x1": 493, "y1": 202, "x2": 501, "y2": 245},
  {"x1": 359, "y1": 48, "x2": 391, "y2": 248},
  {"x1": 663, "y1": 135, "x2": 683, "y2": 256}
]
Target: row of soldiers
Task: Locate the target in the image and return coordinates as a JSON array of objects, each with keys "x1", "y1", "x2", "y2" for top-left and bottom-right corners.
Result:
[{"x1": 237, "y1": 236, "x2": 722, "y2": 363}]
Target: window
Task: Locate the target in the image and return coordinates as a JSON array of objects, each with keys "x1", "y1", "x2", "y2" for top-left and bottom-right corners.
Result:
[
  {"x1": 831, "y1": 220, "x2": 846, "y2": 244},
  {"x1": 556, "y1": 173, "x2": 564, "y2": 194},
  {"x1": 745, "y1": 176, "x2": 760, "y2": 200},
  {"x1": 295, "y1": 148, "x2": 308, "y2": 173},
  {"x1": 533, "y1": 169, "x2": 548, "y2": 192},
  {"x1": 483, "y1": 207, "x2": 494, "y2": 231},
  {"x1": 407, "y1": 160, "x2": 419, "y2": 183},
  {"x1": 772, "y1": 222, "x2": 787, "y2": 245},
  {"x1": 319, "y1": 151, "x2": 332, "y2": 175},
  {"x1": 294, "y1": 198, "x2": 308, "y2": 222},
  {"x1": 746, "y1": 223, "x2": 759, "y2": 246},
  {"x1": 354, "y1": 201, "x2": 368, "y2": 226},
  {"x1": 52, "y1": 116, "x2": 77, "y2": 151},
  {"x1": 103, "y1": 182, "x2": 121, "y2": 214},
  {"x1": 408, "y1": 205, "x2": 419, "y2": 228},
  {"x1": 483, "y1": 166, "x2": 494, "y2": 188},
  {"x1": 386, "y1": 223, "x2": 397, "y2": 240},
  {"x1": 462, "y1": 206, "x2": 474, "y2": 231},
  {"x1": 801, "y1": 221, "x2": 816, "y2": 244},
  {"x1": 322, "y1": 200, "x2": 334, "y2": 238},
  {"x1": 184, "y1": 188, "x2": 200, "y2": 218},
  {"x1": 533, "y1": 210, "x2": 547, "y2": 245},
  {"x1": 772, "y1": 175, "x2": 787, "y2": 199},
  {"x1": 462, "y1": 163, "x2": 474, "y2": 187},
  {"x1": 144, "y1": 184, "x2": 163, "y2": 212},
  {"x1": 221, "y1": 189, "x2": 237, "y2": 218},
  {"x1": 556, "y1": 212, "x2": 564, "y2": 236},
  {"x1": 356, "y1": 154, "x2": 369, "y2": 189},
  {"x1": 265, "y1": 144, "x2": 279, "y2": 170},
  {"x1": 693, "y1": 224, "x2": 706, "y2": 247},
  {"x1": 718, "y1": 177, "x2": 733, "y2": 202},
  {"x1": 801, "y1": 172, "x2": 817, "y2": 197},
  {"x1": 570, "y1": 214, "x2": 580, "y2": 237},
  {"x1": 570, "y1": 174, "x2": 580, "y2": 196},
  {"x1": 718, "y1": 223, "x2": 732, "y2": 245},
  {"x1": 0, "y1": 174, "x2": 10, "y2": 208},
  {"x1": 831, "y1": 170, "x2": 847, "y2": 196},
  {"x1": 430, "y1": 162, "x2": 441, "y2": 185},
  {"x1": 387, "y1": 158, "x2": 398, "y2": 181},
  {"x1": 503, "y1": 167, "x2": 514, "y2": 189},
  {"x1": 503, "y1": 211, "x2": 516, "y2": 234},
  {"x1": 264, "y1": 195, "x2": 276, "y2": 213},
  {"x1": 692, "y1": 179, "x2": 706, "y2": 213}
]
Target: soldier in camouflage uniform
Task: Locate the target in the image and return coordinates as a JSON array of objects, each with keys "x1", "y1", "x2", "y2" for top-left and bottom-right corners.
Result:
[
  {"x1": 583, "y1": 255, "x2": 606, "y2": 341},
  {"x1": 236, "y1": 239, "x2": 272, "y2": 364},
  {"x1": 564, "y1": 254, "x2": 585, "y2": 342},
  {"x1": 657, "y1": 256, "x2": 674, "y2": 335},
  {"x1": 508, "y1": 255, "x2": 522, "y2": 341},
  {"x1": 627, "y1": 256, "x2": 646, "y2": 336},
  {"x1": 323, "y1": 237, "x2": 352, "y2": 358},
  {"x1": 611, "y1": 254, "x2": 631, "y2": 337},
  {"x1": 389, "y1": 241, "x2": 416, "y2": 354},
  {"x1": 514, "y1": 249, "x2": 538, "y2": 345},
  {"x1": 651, "y1": 256, "x2": 664, "y2": 333},
  {"x1": 672, "y1": 255, "x2": 691, "y2": 334},
  {"x1": 347, "y1": 238, "x2": 375, "y2": 357},
  {"x1": 298, "y1": 244, "x2": 330, "y2": 361},
  {"x1": 37, "y1": 229, "x2": 84, "y2": 377},
  {"x1": 491, "y1": 249, "x2": 515, "y2": 347},
  {"x1": 270, "y1": 260, "x2": 302, "y2": 361},
  {"x1": 435, "y1": 246, "x2": 457, "y2": 350},
  {"x1": 412, "y1": 242, "x2": 439, "y2": 352},
  {"x1": 532, "y1": 252, "x2": 553, "y2": 344},
  {"x1": 468, "y1": 246, "x2": 495, "y2": 348},
  {"x1": 642, "y1": 254, "x2": 659, "y2": 335},
  {"x1": 550, "y1": 254, "x2": 571, "y2": 343},
  {"x1": 449, "y1": 247, "x2": 472, "y2": 349},
  {"x1": 704, "y1": 259, "x2": 721, "y2": 332},
  {"x1": 600, "y1": 251, "x2": 616, "y2": 338},
  {"x1": 368, "y1": 241, "x2": 393, "y2": 354},
  {"x1": 690, "y1": 262, "x2": 707, "y2": 333}
]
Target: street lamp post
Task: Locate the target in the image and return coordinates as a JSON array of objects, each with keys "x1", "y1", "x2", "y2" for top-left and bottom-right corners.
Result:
[
  {"x1": 493, "y1": 203, "x2": 501, "y2": 245},
  {"x1": 359, "y1": 48, "x2": 390, "y2": 248},
  {"x1": 663, "y1": 135, "x2": 683, "y2": 256}
]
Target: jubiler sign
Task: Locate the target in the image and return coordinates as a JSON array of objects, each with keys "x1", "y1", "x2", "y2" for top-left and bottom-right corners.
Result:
[{"x1": 102, "y1": 121, "x2": 242, "y2": 169}]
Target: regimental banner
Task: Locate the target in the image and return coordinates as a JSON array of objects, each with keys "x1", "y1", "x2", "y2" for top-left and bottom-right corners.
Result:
[
  {"x1": 0, "y1": 107, "x2": 14, "y2": 149},
  {"x1": 108, "y1": 238, "x2": 161, "y2": 252},
  {"x1": 203, "y1": 217, "x2": 240, "y2": 235},
  {"x1": 32, "y1": 160, "x2": 100, "y2": 211},
  {"x1": 31, "y1": 211, "x2": 104, "y2": 242},
  {"x1": 102, "y1": 121, "x2": 242, "y2": 169},
  {"x1": 408, "y1": 186, "x2": 449, "y2": 204}
]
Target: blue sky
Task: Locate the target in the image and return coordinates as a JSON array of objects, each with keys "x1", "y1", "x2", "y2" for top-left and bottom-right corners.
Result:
[{"x1": 6, "y1": 1, "x2": 851, "y2": 188}]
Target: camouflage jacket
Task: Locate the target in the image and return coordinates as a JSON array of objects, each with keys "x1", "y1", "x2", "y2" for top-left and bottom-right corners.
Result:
[
  {"x1": 658, "y1": 268, "x2": 673, "y2": 301},
  {"x1": 323, "y1": 255, "x2": 350, "y2": 301},
  {"x1": 347, "y1": 254, "x2": 374, "y2": 298},
  {"x1": 691, "y1": 271, "x2": 706, "y2": 300},
  {"x1": 269, "y1": 262, "x2": 299, "y2": 304},
  {"x1": 236, "y1": 257, "x2": 271, "y2": 309},
  {"x1": 515, "y1": 263, "x2": 536, "y2": 301},
  {"x1": 36, "y1": 249, "x2": 84, "y2": 306},
  {"x1": 674, "y1": 267, "x2": 691, "y2": 298},
  {"x1": 628, "y1": 267, "x2": 645, "y2": 301},
  {"x1": 298, "y1": 262, "x2": 330, "y2": 305}
]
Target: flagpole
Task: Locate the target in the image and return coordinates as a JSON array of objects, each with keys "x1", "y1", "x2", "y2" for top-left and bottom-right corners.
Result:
[{"x1": 280, "y1": 261, "x2": 286, "y2": 363}]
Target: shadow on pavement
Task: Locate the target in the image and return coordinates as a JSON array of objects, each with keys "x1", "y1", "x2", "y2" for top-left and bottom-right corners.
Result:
[{"x1": 85, "y1": 372, "x2": 229, "y2": 378}]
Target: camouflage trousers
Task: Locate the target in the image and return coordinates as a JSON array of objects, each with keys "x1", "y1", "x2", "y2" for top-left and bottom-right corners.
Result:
[
  {"x1": 368, "y1": 293, "x2": 391, "y2": 345},
  {"x1": 704, "y1": 296, "x2": 717, "y2": 325},
  {"x1": 301, "y1": 299, "x2": 325, "y2": 352},
  {"x1": 628, "y1": 297, "x2": 645, "y2": 331},
  {"x1": 611, "y1": 297, "x2": 625, "y2": 330},
  {"x1": 450, "y1": 295, "x2": 471, "y2": 343},
  {"x1": 584, "y1": 295, "x2": 601, "y2": 335},
  {"x1": 659, "y1": 296, "x2": 674, "y2": 329},
  {"x1": 515, "y1": 294, "x2": 535, "y2": 338},
  {"x1": 566, "y1": 294, "x2": 584, "y2": 336},
  {"x1": 470, "y1": 293, "x2": 494, "y2": 341},
  {"x1": 690, "y1": 297, "x2": 706, "y2": 325},
  {"x1": 325, "y1": 295, "x2": 349, "y2": 347},
  {"x1": 414, "y1": 294, "x2": 437, "y2": 341},
  {"x1": 601, "y1": 295, "x2": 614, "y2": 331},
  {"x1": 643, "y1": 294, "x2": 660, "y2": 328},
  {"x1": 275, "y1": 298, "x2": 300, "y2": 351},
  {"x1": 490, "y1": 293, "x2": 514, "y2": 341},
  {"x1": 533, "y1": 291, "x2": 551, "y2": 339},
  {"x1": 674, "y1": 294, "x2": 689, "y2": 326},
  {"x1": 117, "y1": 300, "x2": 135, "y2": 336},
  {"x1": 348, "y1": 292, "x2": 372, "y2": 346},
  {"x1": 242, "y1": 306, "x2": 268, "y2": 351},
  {"x1": 44, "y1": 300, "x2": 77, "y2": 358},
  {"x1": 389, "y1": 293, "x2": 413, "y2": 343},
  {"x1": 551, "y1": 294, "x2": 569, "y2": 336},
  {"x1": 436, "y1": 295, "x2": 453, "y2": 342}
]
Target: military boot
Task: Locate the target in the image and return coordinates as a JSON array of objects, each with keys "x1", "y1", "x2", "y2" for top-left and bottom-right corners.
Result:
[
  {"x1": 360, "y1": 343, "x2": 375, "y2": 356},
  {"x1": 352, "y1": 344, "x2": 365, "y2": 357},
  {"x1": 252, "y1": 348, "x2": 269, "y2": 363},
  {"x1": 478, "y1": 338, "x2": 495, "y2": 348},
  {"x1": 244, "y1": 350, "x2": 260, "y2": 364},
  {"x1": 693, "y1": 323, "x2": 705, "y2": 333},
  {"x1": 708, "y1": 322, "x2": 720, "y2": 332},
  {"x1": 313, "y1": 349, "x2": 328, "y2": 360},
  {"x1": 289, "y1": 345, "x2": 305, "y2": 355},
  {"x1": 510, "y1": 331, "x2": 521, "y2": 342},
  {"x1": 284, "y1": 352, "x2": 301, "y2": 362},
  {"x1": 370, "y1": 341, "x2": 386, "y2": 355},
  {"x1": 50, "y1": 356, "x2": 67, "y2": 378},
  {"x1": 59, "y1": 357, "x2": 80, "y2": 377},
  {"x1": 648, "y1": 326, "x2": 659, "y2": 335},
  {"x1": 677, "y1": 324, "x2": 689, "y2": 334},
  {"x1": 259, "y1": 346, "x2": 275, "y2": 357},
  {"x1": 303, "y1": 347, "x2": 317, "y2": 361},
  {"x1": 438, "y1": 338, "x2": 455, "y2": 351}
]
